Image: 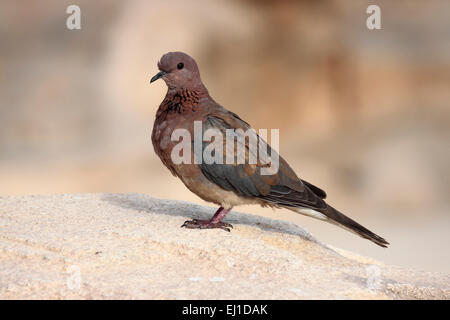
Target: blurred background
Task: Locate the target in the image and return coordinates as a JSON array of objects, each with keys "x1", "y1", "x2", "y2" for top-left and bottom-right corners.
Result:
[{"x1": 0, "y1": 0, "x2": 449, "y2": 272}]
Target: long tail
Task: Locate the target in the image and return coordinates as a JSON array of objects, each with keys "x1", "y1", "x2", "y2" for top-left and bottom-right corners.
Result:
[{"x1": 291, "y1": 205, "x2": 389, "y2": 248}]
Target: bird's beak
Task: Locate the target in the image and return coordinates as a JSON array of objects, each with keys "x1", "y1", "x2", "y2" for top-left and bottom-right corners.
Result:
[{"x1": 150, "y1": 71, "x2": 167, "y2": 83}]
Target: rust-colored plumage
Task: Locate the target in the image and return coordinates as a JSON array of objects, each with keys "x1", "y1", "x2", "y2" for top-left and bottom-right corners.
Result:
[{"x1": 150, "y1": 51, "x2": 389, "y2": 247}]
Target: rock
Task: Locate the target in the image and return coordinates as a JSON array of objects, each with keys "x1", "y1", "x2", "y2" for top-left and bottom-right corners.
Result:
[{"x1": 0, "y1": 193, "x2": 448, "y2": 299}]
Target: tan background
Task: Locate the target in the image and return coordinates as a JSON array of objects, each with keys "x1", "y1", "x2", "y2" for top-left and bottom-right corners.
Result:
[{"x1": 0, "y1": 0, "x2": 449, "y2": 272}]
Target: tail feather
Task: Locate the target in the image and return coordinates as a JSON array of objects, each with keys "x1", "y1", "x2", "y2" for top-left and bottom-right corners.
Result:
[
  {"x1": 324, "y1": 205, "x2": 389, "y2": 248},
  {"x1": 292, "y1": 205, "x2": 389, "y2": 248}
]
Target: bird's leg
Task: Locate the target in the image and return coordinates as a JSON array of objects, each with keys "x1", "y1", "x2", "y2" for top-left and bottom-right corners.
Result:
[{"x1": 181, "y1": 207, "x2": 233, "y2": 232}]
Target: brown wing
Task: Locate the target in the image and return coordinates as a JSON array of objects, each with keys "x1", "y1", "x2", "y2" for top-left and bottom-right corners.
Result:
[{"x1": 199, "y1": 110, "x2": 327, "y2": 211}]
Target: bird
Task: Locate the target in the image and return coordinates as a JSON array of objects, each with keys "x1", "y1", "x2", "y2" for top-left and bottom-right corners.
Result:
[{"x1": 150, "y1": 51, "x2": 389, "y2": 248}]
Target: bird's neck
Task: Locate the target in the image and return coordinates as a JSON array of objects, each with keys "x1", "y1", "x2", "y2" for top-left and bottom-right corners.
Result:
[
  {"x1": 157, "y1": 86, "x2": 209, "y2": 116},
  {"x1": 167, "y1": 82, "x2": 208, "y2": 95}
]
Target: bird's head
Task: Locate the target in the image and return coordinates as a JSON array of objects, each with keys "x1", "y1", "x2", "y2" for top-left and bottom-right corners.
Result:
[{"x1": 150, "y1": 51, "x2": 203, "y2": 90}]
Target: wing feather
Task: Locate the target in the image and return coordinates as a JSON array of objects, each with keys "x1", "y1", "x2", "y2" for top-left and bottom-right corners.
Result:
[{"x1": 199, "y1": 111, "x2": 327, "y2": 211}]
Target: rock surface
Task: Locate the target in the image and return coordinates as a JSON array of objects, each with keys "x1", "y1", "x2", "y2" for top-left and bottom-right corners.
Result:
[{"x1": 0, "y1": 193, "x2": 448, "y2": 299}]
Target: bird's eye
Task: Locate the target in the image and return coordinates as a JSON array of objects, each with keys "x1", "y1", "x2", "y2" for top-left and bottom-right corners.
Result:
[{"x1": 177, "y1": 62, "x2": 184, "y2": 70}]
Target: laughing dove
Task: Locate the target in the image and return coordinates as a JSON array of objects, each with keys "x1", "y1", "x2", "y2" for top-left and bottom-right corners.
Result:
[{"x1": 150, "y1": 51, "x2": 389, "y2": 247}]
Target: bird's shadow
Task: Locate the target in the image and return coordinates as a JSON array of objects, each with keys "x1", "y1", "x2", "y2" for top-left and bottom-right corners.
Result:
[{"x1": 101, "y1": 193, "x2": 317, "y2": 243}]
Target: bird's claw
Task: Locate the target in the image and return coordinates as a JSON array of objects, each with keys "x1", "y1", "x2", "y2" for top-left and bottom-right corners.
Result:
[{"x1": 181, "y1": 219, "x2": 233, "y2": 232}]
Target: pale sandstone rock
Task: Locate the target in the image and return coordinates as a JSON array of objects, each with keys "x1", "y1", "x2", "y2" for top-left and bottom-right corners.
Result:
[{"x1": 0, "y1": 193, "x2": 448, "y2": 299}]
